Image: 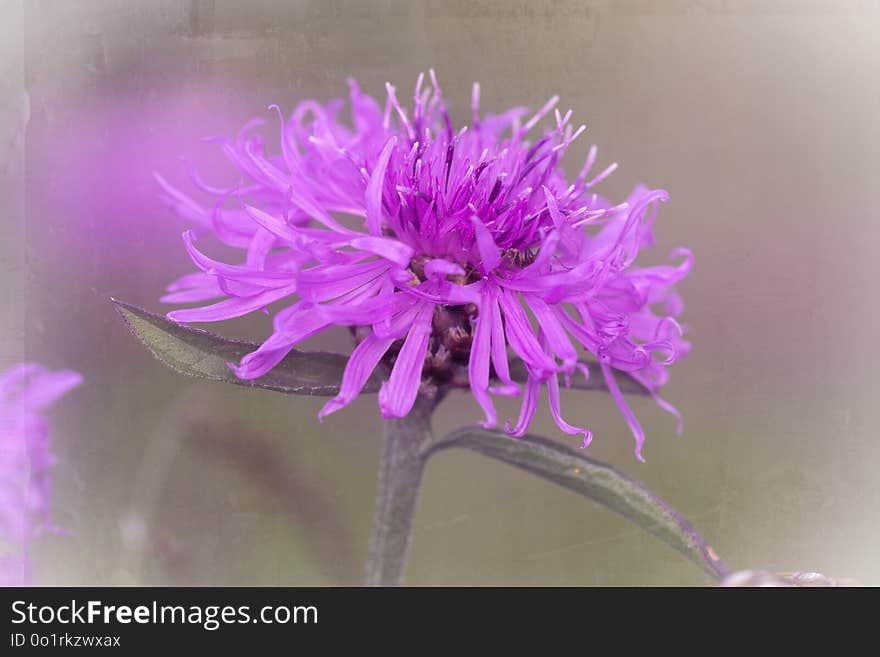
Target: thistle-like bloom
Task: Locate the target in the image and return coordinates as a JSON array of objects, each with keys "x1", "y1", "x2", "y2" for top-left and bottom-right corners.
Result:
[
  {"x1": 159, "y1": 72, "x2": 691, "y2": 459},
  {"x1": 0, "y1": 363, "x2": 81, "y2": 585}
]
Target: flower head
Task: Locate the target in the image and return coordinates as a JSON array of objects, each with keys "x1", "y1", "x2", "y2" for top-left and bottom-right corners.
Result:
[
  {"x1": 0, "y1": 363, "x2": 81, "y2": 585},
  {"x1": 159, "y1": 72, "x2": 691, "y2": 459}
]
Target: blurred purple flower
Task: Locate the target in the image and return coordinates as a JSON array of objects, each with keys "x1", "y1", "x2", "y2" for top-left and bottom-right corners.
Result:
[
  {"x1": 158, "y1": 72, "x2": 691, "y2": 459},
  {"x1": 0, "y1": 364, "x2": 81, "y2": 585}
]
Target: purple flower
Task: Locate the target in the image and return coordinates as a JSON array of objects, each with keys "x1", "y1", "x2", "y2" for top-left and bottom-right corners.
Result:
[
  {"x1": 0, "y1": 363, "x2": 81, "y2": 585},
  {"x1": 159, "y1": 72, "x2": 691, "y2": 460}
]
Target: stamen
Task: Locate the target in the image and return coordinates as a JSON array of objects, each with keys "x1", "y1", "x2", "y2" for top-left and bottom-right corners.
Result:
[
  {"x1": 487, "y1": 178, "x2": 503, "y2": 205},
  {"x1": 472, "y1": 82, "x2": 481, "y2": 129},
  {"x1": 585, "y1": 161, "x2": 618, "y2": 189},
  {"x1": 576, "y1": 145, "x2": 598, "y2": 183},
  {"x1": 428, "y1": 69, "x2": 453, "y2": 138},
  {"x1": 553, "y1": 124, "x2": 586, "y2": 153},
  {"x1": 520, "y1": 95, "x2": 559, "y2": 135},
  {"x1": 384, "y1": 83, "x2": 416, "y2": 141},
  {"x1": 570, "y1": 201, "x2": 630, "y2": 228}
]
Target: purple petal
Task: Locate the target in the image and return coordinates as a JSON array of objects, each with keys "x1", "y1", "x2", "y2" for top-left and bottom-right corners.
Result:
[
  {"x1": 469, "y1": 216, "x2": 501, "y2": 272},
  {"x1": 366, "y1": 137, "x2": 397, "y2": 236},
  {"x1": 504, "y1": 375, "x2": 540, "y2": 437},
  {"x1": 525, "y1": 295, "x2": 577, "y2": 370},
  {"x1": 487, "y1": 288, "x2": 519, "y2": 396},
  {"x1": 182, "y1": 231, "x2": 296, "y2": 288},
  {"x1": 497, "y1": 289, "x2": 558, "y2": 375},
  {"x1": 600, "y1": 362, "x2": 646, "y2": 462},
  {"x1": 468, "y1": 287, "x2": 496, "y2": 427},
  {"x1": 10, "y1": 368, "x2": 82, "y2": 412},
  {"x1": 297, "y1": 261, "x2": 391, "y2": 303},
  {"x1": 378, "y1": 302, "x2": 433, "y2": 418},
  {"x1": 232, "y1": 307, "x2": 332, "y2": 380},
  {"x1": 424, "y1": 258, "x2": 465, "y2": 281},
  {"x1": 243, "y1": 204, "x2": 307, "y2": 245},
  {"x1": 319, "y1": 333, "x2": 395, "y2": 419},
  {"x1": 347, "y1": 236, "x2": 413, "y2": 268},
  {"x1": 547, "y1": 373, "x2": 591, "y2": 444},
  {"x1": 167, "y1": 283, "x2": 297, "y2": 323},
  {"x1": 245, "y1": 227, "x2": 277, "y2": 269},
  {"x1": 153, "y1": 173, "x2": 210, "y2": 227}
]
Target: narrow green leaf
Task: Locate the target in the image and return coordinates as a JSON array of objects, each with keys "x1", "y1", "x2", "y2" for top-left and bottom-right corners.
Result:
[
  {"x1": 111, "y1": 298, "x2": 379, "y2": 396},
  {"x1": 425, "y1": 427, "x2": 729, "y2": 580}
]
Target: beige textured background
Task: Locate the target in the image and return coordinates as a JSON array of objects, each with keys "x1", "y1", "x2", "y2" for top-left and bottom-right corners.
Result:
[{"x1": 3, "y1": 0, "x2": 879, "y2": 585}]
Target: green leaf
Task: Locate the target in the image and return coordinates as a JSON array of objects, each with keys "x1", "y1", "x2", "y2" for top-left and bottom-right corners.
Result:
[
  {"x1": 112, "y1": 298, "x2": 647, "y2": 400},
  {"x1": 425, "y1": 427, "x2": 729, "y2": 581},
  {"x1": 111, "y1": 298, "x2": 380, "y2": 396}
]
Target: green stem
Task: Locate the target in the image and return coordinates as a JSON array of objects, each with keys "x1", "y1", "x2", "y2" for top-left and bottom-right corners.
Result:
[{"x1": 365, "y1": 394, "x2": 438, "y2": 586}]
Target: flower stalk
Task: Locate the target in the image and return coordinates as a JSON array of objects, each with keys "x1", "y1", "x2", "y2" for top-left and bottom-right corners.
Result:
[{"x1": 365, "y1": 394, "x2": 438, "y2": 586}]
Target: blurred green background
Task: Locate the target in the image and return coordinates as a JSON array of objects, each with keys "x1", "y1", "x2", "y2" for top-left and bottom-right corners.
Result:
[{"x1": 2, "y1": 0, "x2": 879, "y2": 585}]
